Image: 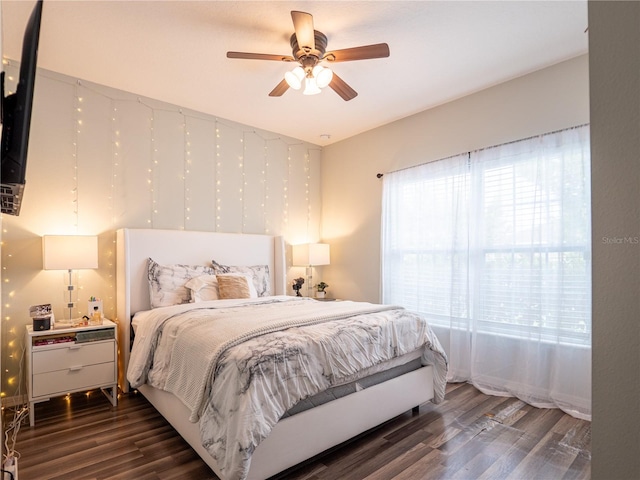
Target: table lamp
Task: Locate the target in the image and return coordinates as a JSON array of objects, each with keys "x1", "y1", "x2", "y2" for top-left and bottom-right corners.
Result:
[
  {"x1": 292, "y1": 243, "x2": 330, "y2": 297},
  {"x1": 42, "y1": 235, "x2": 98, "y2": 321}
]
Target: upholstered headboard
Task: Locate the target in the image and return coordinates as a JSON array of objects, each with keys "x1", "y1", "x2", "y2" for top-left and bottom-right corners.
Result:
[{"x1": 115, "y1": 228, "x2": 286, "y2": 391}]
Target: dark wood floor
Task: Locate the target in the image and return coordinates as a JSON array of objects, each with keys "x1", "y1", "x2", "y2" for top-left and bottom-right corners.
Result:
[{"x1": 8, "y1": 383, "x2": 590, "y2": 480}]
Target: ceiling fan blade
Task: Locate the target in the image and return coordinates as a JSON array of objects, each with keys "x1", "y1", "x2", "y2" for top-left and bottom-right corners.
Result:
[
  {"x1": 329, "y1": 73, "x2": 358, "y2": 101},
  {"x1": 227, "y1": 51, "x2": 295, "y2": 62},
  {"x1": 269, "y1": 78, "x2": 290, "y2": 97},
  {"x1": 324, "y1": 43, "x2": 390, "y2": 62},
  {"x1": 291, "y1": 11, "x2": 315, "y2": 50}
]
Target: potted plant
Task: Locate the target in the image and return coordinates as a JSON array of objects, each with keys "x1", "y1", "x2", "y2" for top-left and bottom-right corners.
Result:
[{"x1": 315, "y1": 281, "x2": 329, "y2": 299}]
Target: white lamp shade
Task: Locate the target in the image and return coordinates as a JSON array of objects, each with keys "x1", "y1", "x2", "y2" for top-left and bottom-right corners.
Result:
[
  {"x1": 313, "y1": 65, "x2": 333, "y2": 88},
  {"x1": 43, "y1": 235, "x2": 98, "y2": 270},
  {"x1": 303, "y1": 77, "x2": 322, "y2": 96},
  {"x1": 285, "y1": 66, "x2": 305, "y2": 90},
  {"x1": 293, "y1": 243, "x2": 330, "y2": 266}
]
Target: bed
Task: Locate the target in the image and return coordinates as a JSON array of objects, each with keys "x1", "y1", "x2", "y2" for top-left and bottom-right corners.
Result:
[{"x1": 116, "y1": 228, "x2": 447, "y2": 480}]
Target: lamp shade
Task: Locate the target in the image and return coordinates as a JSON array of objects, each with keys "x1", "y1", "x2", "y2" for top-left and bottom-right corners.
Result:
[
  {"x1": 313, "y1": 65, "x2": 333, "y2": 88},
  {"x1": 302, "y1": 77, "x2": 322, "y2": 96},
  {"x1": 284, "y1": 66, "x2": 305, "y2": 90},
  {"x1": 42, "y1": 235, "x2": 98, "y2": 270},
  {"x1": 293, "y1": 243, "x2": 330, "y2": 266}
]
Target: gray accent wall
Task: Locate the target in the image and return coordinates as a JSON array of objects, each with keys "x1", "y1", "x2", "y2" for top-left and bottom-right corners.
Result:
[{"x1": 589, "y1": 1, "x2": 640, "y2": 478}]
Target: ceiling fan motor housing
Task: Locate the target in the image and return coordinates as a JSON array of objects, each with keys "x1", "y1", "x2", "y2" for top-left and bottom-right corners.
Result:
[{"x1": 290, "y1": 30, "x2": 328, "y2": 73}]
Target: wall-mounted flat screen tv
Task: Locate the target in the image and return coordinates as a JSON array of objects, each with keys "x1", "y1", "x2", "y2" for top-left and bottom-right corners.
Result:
[{"x1": 1, "y1": 0, "x2": 43, "y2": 216}]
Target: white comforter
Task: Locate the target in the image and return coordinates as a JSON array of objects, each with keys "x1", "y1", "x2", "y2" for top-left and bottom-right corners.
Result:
[{"x1": 127, "y1": 296, "x2": 448, "y2": 480}]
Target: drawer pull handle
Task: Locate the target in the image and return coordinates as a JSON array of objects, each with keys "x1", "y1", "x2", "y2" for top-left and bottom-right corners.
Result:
[{"x1": 69, "y1": 365, "x2": 84, "y2": 372}]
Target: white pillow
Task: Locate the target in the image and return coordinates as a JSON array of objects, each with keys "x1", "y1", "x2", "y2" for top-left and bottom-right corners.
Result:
[
  {"x1": 147, "y1": 258, "x2": 213, "y2": 308},
  {"x1": 216, "y1": 273, "x2": 258, "y2": 299},
  {"x1": 185, "y1": 275, "x2": 220, "y2": 302}
]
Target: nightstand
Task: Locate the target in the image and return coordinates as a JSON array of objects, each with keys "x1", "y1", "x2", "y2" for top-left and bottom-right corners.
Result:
[{"x1": 25, "y1": 319, "x2": 118, "y2": 427}]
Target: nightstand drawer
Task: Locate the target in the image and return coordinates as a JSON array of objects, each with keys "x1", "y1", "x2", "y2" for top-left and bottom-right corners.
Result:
[
  {"x1": 32, "y1": 341, "x2": 115, "y2": 374},
  {"x1": 32, "y1": 362, "x2": 116, "y2": 398}
]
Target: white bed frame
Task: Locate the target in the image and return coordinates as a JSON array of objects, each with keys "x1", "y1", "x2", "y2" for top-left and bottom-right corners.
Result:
[{"x1": 116, "y1": 228, "x2": 435, "y2": 480}]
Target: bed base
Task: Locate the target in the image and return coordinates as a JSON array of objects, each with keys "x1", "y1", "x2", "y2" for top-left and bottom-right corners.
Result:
[{"x1": 138, "y1": 365, "x2": 434, "y2": 480}]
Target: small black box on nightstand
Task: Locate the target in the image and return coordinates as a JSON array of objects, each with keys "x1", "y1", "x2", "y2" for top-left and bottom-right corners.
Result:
[{"x1": 32, "y1": 316, "x2": 51, "y2": 331}]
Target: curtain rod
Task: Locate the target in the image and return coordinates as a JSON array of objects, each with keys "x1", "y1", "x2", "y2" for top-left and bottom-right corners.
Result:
[{"x1": 376, "y1": 123, "x2": 589, "y2": 179}]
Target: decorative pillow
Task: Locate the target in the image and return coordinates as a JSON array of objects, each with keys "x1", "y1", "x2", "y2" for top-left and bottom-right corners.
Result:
[
  {"x1": 211, "y1": 261, "x2": 270, "y2": 297},
  {"x1": 185, "y1": 274, "x2": 220, "y2": 302},
  {"x1": 147, "y1": 258, "x2": 213, "y2": 308},
  {"x1": 216, "y1": 273, "x2": 257, "y2": 299}
]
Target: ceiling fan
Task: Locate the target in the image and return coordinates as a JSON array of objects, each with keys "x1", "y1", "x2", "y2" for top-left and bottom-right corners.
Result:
[{"x1": 226, "y1": 11, "x2": 390, "y2": 101}]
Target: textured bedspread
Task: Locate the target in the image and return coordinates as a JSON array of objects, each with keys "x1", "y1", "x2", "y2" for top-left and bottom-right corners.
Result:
[{"x1": 127, "y1": 296, "x2": 448, "y2": 480}]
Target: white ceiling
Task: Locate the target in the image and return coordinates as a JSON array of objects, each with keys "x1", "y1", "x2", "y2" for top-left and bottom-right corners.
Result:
[{"x1": 1, "y1": 1, "x2": 588, "y2": 146}]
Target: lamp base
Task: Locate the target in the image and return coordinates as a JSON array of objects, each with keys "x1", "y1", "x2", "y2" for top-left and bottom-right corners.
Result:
[
  {"x1": 67, "y1": 269, "x2": 75, "y2": 321},
  {"x1": 306, "y1": 266, "x2": 313, "y2": 297}
]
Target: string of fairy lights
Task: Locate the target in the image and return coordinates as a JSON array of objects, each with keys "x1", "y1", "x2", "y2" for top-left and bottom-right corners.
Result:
[
  {"x1": 72, "y1": 80, "x2": 82, "y2": 231},
  {"x1": 182, "y1": 111, "x2": 190, "y2": 229},
  {"x1": 284, "y1": 147, "x2": 291, "y2": 235},
  {"x1": 149, "y1": 106, "x2": 157, "y2": 227},
  {"x1": 305, "y1": 150, "x2": 311, "y2": 241},
  {"x1": 109, "y1": 99, "x2": 117, "y2": 226},
  {"x1": 240, "y1": 133, "x2": 246, "y2": 232},
  {"x1": 65, "y1": 79, "x2": 321, "y2": 234},
  {"x1": 0, "y1": 64, "x2": 322, "y2": 229},
  {"x1": 262, "y1": 137, "x2": 269, "y2": 234},
  {"x1": 215, "y1": 121, "x2": 222, "y2": 230}
]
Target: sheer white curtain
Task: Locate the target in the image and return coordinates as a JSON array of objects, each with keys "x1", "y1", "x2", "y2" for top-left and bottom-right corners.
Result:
[{"x1": 382, "y1": 126, "x2": 591, "y2": 419}]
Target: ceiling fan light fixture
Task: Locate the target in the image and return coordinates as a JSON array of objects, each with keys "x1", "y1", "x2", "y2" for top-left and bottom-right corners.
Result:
[
  {"x1": 303, "y1": 76, "x2": 322, "y2": 96},
  {"x1": 313, "y1": 65, "x2": 333, "y2": 88},
  {"x1": 284, "y1": 66, "x2": 305, "y2": 89}
]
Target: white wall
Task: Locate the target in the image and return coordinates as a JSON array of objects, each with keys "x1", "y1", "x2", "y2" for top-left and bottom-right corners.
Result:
[
  {"x1": 321, "y1": 55, "x2": 590, "y2": 303},
  {"x1": 0, "y1": 66, "x2": 323, "y2": 399},
  {"x1": 588, "y1": 1, "x2": 640, "y2": 478}
]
